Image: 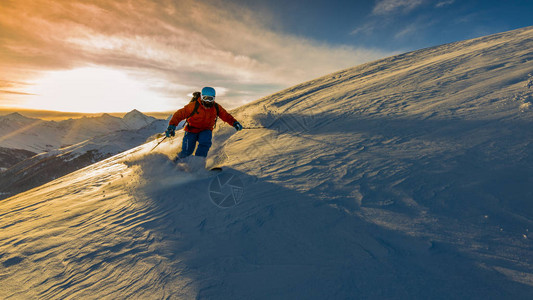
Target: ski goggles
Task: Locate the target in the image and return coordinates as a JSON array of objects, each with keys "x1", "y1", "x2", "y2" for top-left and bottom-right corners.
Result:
[{"x1": 202, "y1": 95, "x2": 215, "y2": 102}]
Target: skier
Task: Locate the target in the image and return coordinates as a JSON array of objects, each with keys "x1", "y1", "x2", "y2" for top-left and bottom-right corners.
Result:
[{"x1": 165, "y1": 87, "x2": 243, "y2": 162}]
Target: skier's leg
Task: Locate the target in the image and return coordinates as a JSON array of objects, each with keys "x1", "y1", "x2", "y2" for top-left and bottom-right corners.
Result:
[
  {"x1": 194, "y1": 130, "x2": 213, "y2": 157},
  {"x1": 177, "y1": 131, "x2": 199, "y2": 159}
]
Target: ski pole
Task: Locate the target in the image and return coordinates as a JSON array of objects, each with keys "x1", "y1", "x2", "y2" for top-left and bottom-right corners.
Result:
[
  {"x1": 243, "y1": 126, "x2": 266, "y2": 130},
  {"x1": 150, "y1": 136, "x2": 167, "y2": 152}
]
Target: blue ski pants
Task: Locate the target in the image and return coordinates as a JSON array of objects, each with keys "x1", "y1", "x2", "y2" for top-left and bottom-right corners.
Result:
[{"x1": 178, "y1": 130, "x2": 213, "y2": 158}]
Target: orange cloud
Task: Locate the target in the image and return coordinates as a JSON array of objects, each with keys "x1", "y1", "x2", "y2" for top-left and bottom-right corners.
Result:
[{"x1": 0, "y1": 0, "x2": 391, "y2": 111}]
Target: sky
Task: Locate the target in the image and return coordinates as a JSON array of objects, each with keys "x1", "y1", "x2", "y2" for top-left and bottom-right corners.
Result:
[{"x1": 1, "y1": 0, "x2": 532, "y2": 114}]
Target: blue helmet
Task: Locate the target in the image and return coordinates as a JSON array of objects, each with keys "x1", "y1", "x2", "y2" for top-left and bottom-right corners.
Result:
[
  {"x1": 200, "y1": 87, "x2": 216, "y2": 108},
  {"x1": 201, "y1": 87, "x2": 216, "y2": 98}
]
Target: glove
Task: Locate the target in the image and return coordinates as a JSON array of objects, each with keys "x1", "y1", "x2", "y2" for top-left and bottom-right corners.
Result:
[
  {"x1": 165, "y1": 124, "x2": 176, "y2": 137},
  {"x1": 233, "y1": 121, "x2": 243, "y2": 131}
]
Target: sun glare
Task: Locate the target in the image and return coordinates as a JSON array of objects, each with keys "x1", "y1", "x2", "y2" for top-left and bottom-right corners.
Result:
[{"x1": 23, "y1": 67, "x2": 169, "y2": 113}]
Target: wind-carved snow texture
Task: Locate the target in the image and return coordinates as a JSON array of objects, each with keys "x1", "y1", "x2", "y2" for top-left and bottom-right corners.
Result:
[
  {"x1": 1, "y1": 27, "x2": 533, "y2": 299},
  {"x1": 519, "y1": 74, "x2": 533, "y2": 111}
]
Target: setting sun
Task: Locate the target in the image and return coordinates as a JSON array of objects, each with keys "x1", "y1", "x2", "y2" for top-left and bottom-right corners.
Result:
[{"x1": 22, "y1": 67, "x2": 170, "y2": 113}]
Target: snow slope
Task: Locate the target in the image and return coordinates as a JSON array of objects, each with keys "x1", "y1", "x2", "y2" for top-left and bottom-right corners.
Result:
[{"x1": 1, "y1": 26, "x2": 533, "y2": 299}]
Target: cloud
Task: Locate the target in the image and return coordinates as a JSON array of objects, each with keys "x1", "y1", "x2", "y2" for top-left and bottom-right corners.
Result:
[
  {"x1": 350, "y1": 22, "x2": 378, "y2": 36},
  {"x1": 0, "y1": 0, "x2": 391, "y2": 111},
  {"x1": 0, "y1": 90, "x2": 36, "y2": 96},
  {"x1": 394, "y1": 24, "x2": 419, "y2": 39},
  {"x1": 435, "y1": 0, "x2": 455, "y2": 8},
  {"x1": 372, "y1": 0, "x2": 425, "y2": 15}
]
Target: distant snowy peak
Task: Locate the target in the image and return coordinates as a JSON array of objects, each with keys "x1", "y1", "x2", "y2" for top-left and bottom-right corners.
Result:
[
  {"x1": 0, "y1": 112, "x2": 39, "y2": 124},
  {"x1": 123, "y1": 109, "x2": 144, "y2": 119},
  {"x1": 122, "y1": 109, "x2": 156, "y2": 129},
  {"x1": 100, "y1": 113, "x2": 119, "y2": 120}
]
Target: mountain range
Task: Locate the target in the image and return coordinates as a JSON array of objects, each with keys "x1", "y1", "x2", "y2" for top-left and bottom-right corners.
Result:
[
  {"x1": 0, "y1": 109, "x2": 158, "y2": 154},
  {"x1": 0, "y1": 110, "x2": 168, "y2": 199}
]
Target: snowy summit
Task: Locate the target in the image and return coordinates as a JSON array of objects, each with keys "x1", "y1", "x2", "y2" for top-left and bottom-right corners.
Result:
[{"x1": 123, "y1": 109, "x2": 157, "y2": 129}]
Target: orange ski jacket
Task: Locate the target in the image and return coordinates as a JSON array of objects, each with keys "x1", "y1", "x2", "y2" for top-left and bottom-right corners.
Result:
[{"x1": 169, "y1": 98, "x2": 237, "y2": 133}]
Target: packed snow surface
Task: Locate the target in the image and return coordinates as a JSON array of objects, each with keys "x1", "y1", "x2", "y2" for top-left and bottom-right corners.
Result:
[{"x1": 1, "y1": 27, "x2": 533, "y2": 299}]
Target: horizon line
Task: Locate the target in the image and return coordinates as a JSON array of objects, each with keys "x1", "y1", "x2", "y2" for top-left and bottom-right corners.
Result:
[{"x1": 0, "y1": 107, "x2": 173, "y2": 121}]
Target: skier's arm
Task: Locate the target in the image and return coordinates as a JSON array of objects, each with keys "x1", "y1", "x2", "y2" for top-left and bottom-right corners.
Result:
[
  {"x1": 169, "y1": 102, "x2": 195, "y2": 126},
  {"x1": 217, "y1": 105, "x2": 238, "y2": 126}
]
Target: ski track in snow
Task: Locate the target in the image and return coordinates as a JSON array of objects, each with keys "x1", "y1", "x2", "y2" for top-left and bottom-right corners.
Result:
[{"x1": 1, "y1": 27, "x2": 533, "y2": 299}]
